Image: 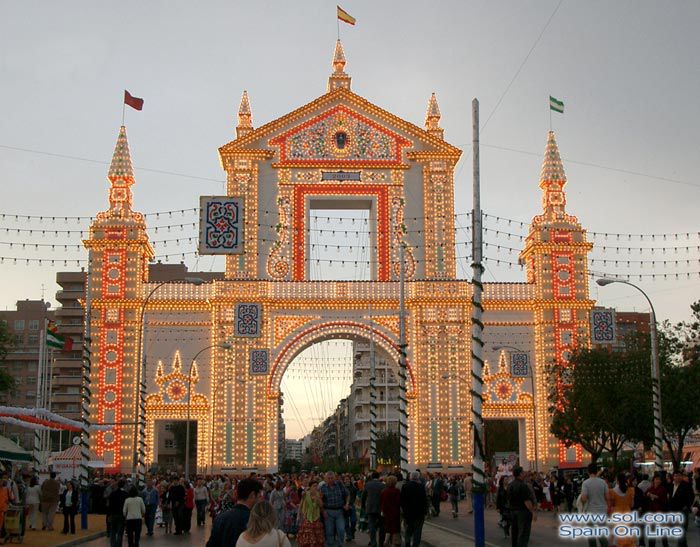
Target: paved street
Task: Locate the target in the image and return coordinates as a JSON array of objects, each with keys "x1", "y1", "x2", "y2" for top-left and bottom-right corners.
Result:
[{"x1": 425, "y1": 501, "x2": 700, "y2": 547}]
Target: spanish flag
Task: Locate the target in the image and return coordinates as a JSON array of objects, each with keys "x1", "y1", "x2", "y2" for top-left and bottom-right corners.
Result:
[{"x1": 337, "y1": 5, "x2": 356, "y2": 25}]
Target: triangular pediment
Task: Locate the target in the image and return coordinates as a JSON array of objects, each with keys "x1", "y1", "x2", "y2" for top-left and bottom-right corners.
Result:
[{"x1": 219, "y1": 87, "x2": 461, "y2": 165}]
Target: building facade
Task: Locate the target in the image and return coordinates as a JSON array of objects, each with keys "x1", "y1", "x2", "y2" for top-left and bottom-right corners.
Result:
[
  {"x1": 0, "y1": 300, "x2": 55, "y2": 449},
  {"x1": 85, "y1": 41, "x2": 595, "y2": 474}
]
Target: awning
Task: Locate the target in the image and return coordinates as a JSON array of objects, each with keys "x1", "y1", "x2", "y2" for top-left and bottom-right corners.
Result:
[{"x1": 0, "y1": 435, "x2": 32, "y2": 463}]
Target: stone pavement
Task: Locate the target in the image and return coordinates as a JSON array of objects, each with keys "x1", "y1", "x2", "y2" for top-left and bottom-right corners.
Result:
[
  {"x1": 75, "y1": 515, "x2": 473, "y2": 547},
  {"x1": 18, "y1": 513, "x2": 106, "y2": 547}
]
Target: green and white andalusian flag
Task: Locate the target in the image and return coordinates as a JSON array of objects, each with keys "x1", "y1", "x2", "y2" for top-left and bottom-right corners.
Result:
[
  {"x1": 46, "y1": 321, "x2": 73, "y2": 351},
  {"x1": 549, "y1": 95, "x2": 564, "y2": 113}
]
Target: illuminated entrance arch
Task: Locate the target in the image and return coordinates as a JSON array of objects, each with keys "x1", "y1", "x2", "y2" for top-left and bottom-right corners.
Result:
[{"x1": 87, "y1": 42, "x2": 594, "y2": 475}]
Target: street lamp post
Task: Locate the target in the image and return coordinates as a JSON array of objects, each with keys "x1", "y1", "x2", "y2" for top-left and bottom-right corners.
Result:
[
  {"x1": 133, "y1": 277, "x2": 204, "y2": 485},
  {"x1": 492, "y1": 345, "x2": 538, "y2": 472},
  {"x1": 596, "y1": 278, "x2": 664, "y2": 471},
  {"x1": 185, "y1": 342, "x2": 232, "y2": 480}
]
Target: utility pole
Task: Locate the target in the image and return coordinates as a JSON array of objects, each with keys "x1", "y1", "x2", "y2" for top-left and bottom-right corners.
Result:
[
  {"x1": 398, "y1": 244, "x2": 408, "y2": 477},
  {"x1": 79, "y1": 268, "x2": 92, "y2": 529},
  {"x1": 369, "y1": 304, "x2": 377, "y2": 470},
  {"x1": 470, "y1": 98, "x2": 486, "y2": 547}
]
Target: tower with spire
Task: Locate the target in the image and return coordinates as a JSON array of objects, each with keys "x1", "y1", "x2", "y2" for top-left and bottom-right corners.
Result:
[
  {"x1": 424, "y1": 93, "x2": 444, "y2": 140},
  {"x1": 236, "y1": 91, "x2": 253, "y2": 138},
  {"x1": 519, "y1": 131, "x2": 593, "y2": 469},
  {"x1": 327, "y1": 39, "x2": 351, "y2": 92},
  {"x1": 84, "y1": 126, "x2": 154, "y2": 473}
]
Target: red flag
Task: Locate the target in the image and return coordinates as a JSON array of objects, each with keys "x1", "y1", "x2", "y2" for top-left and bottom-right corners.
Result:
[
  {"x1": 61, "y1": 337, "x2": 74, "y2": 352},
  {"x1": 124, "y1": 90, "x2": 144, "y2": 111}
]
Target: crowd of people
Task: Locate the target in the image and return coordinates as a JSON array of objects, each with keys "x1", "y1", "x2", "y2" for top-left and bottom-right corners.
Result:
[
  {"x1": 0, "y1": 463, "x2": 696, "y2": 546},
  {"x1": 492, "y1": 464, "x2": 700, "y2": 547}
]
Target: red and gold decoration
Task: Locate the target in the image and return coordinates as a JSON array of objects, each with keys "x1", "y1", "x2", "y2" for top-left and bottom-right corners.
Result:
[{"x1": 86, "y1": 43, "x2": 592, "y2": 474}]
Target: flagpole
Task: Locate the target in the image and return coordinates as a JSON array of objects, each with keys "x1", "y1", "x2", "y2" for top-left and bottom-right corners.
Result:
[
  {"x1": 122, "y1": 98, "x2": 126, "y2": 126},
  {"x1": 34, "y1": 319, "x2": 46, "y2": 470}
]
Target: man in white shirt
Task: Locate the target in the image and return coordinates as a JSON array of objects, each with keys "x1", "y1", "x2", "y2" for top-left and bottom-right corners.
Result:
[{"x1": 580, "y1": 463, "x2": 610, "y2": 547}]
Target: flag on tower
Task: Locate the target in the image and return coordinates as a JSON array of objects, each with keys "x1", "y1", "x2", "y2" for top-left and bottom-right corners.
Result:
[
  {"x1": 124, "y1": 90, "x2": 144, "y2": 111},
  {"x1": 337, "y1": 5, "x2": 356, "y2": 25},
  {"x1": 549, "y1": 95, "x2": 564, "y2": 113},
  {"x1": 46, "y1": 321, "x2": 73, "y2": 352}
]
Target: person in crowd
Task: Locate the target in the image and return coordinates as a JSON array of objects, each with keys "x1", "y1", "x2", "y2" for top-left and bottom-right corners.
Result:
[
  {"x1": 269, "y1": 481, "x2": 286, "y2": 528},
  {"x1": 319, "y1": 471, "x2": 349, "y2": 547},
  {"x1": 142, "y1": 480, "x2": 159, "y2": 536},
  {"x1": 580, "y1": 464, "x2": 610, "y2": 547},
  {"x1": 343, "y1": 475, "x2": 358, "y2": 542},
  {"x1": 283, "y1": 483, "x2": 300, "y2": 539},
  {"x1": 236, "y1": 500, "x2": 291, "y2": 547},
  {"x1": 507, "y1": 465, "x2": 537, "y2": 547},
  {"x1": 194, "y1": 479, "x2": 209, "y2": 527},
  {"x1": 430, "y1": 473, "x2": 444, "y2": 516},
  {"x1": 646, "y1": 474, "x2": 670, "y2": 547},
  {"x1": 447, "y1": 477, "x2": 460, "y2": 518},
  {"x1": 207, "y1": 478, "x2": 262, "y2": 547},
  {"x1": 380, "y1": 475, "x2": 401, "y2": 546},
  {"x1": 25, "y1": 476, "x2": 41, "y2": 531},
  {"x1": 297, "y1": 481, "x2": 325, "y2": 547},
  {"x1": 40, "y1": 471, "x2": 60, "y2": 531},
  {"x1": 108, "y1": 479, "x2": 128, "y2": 547},
  {"x1": 160, "y1": 480, "x2": 173, "y2": 534},
  {"x1": 183, "y1": 480, "x2": 195, "y2": 534},
  {"x1": 103, "y1": 478, "x2": 116, "y2": 536},
  {"x1": 123, "y1": 486, "x2": 146, "y2": 547},
  {"x1": 496, "y1": 475, "x2": 511, "y2": 537},
  {"x1": 60, "y1": 481, "x2": 78, "y2": 535},
  {"x1": 668, "y1": 471, "x2": 694, "y2": 547},
  {"x1": 400, "y1": 471, "x2": 428, "y2": 547},
  {"x1": 169, "y1": 477, "x2": 185, "y2": 535},
  {"x1": 361, "y1": 471, "x2": 385, "y2": 547},
  {"x1": 0, "y1": 476, "x2": 13, "y2": 539},
  {"x1": 562, "y1": 477, "x2": 574, "y2": 513},
  {"x1": 218, "y1": 480, "x2": 237, "y2": 514},
  {"x1": 463, "y1": 472, "x2": 474, "y2": 514},
  {"x1": 609, "y1": 472, "x2": 635, "y2": 547}
]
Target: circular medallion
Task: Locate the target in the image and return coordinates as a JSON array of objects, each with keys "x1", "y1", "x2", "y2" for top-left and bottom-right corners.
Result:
[
  {"x1": 167, "y1": 381, "x2": 187, "y2": 402},
  {"x1": 495, "y1": 382, "x2": 513, "y2": 400}
]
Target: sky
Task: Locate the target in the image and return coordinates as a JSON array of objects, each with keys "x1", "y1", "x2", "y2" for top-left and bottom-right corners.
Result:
[{"x1": 2, "y1": 1, "x2": 699, "y2": 438}]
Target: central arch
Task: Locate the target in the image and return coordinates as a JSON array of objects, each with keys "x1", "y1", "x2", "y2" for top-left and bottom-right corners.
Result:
[
  {"x1": 268, "y1": 320, "x2": 416, "y2": 397},
  {"x1": 265, "y1": 319, "x2": 418, "y2": 470}
]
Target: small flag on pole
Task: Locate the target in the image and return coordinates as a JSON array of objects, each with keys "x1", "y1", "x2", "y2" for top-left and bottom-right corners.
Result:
[
  {"x1": 124, "y1": 90, "x2": 144, "y2": 111},
  {"x1": 46, "y1": 321, "x2": 73, "y2": 352},
  {"x1": 337, "y1": 5, "x2": 356, "y2": 25},
  {"x1": 549, "y1": 95, "x2": 564, "y2": 113}
]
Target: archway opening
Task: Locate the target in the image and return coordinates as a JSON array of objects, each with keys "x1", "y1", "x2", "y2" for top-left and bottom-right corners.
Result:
[
  {"x1": 279, "y1": 335, "x2": 400, "y2": 472},
  {"x1": 485, "y1": 418, "x2": 520, "y2": 473},
  {"x1": 152, "y1": 419, "x2": 197, "y2": 473}
]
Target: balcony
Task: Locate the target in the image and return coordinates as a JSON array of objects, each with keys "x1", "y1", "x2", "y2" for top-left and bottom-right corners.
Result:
[{"x1": 56, "y1": 289, "x2": 84, "y2": 303}]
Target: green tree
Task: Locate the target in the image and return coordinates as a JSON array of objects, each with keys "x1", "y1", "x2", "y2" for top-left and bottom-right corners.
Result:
[
  {"x1": 659, "y1": 301, "x2": 700, "y2": 472},
  {"x1": 549, "y1": 343, "x2": 653, "y2": 470},
  {"x1": 375, "y1": 431, "x2": 400, "y2": 467},
  {"x1": 0, "y1": 320, "x2": 16, "y2": 393}
]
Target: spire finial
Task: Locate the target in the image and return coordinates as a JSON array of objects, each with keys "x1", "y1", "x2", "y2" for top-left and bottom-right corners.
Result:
[
  {"x1": 424, "y1": 93, "x2": 444, "y2": 139},
  {"x1": 539, "y1": 130, "x2": 568, "y2": 217},
  {"x1": 328, "y1": 40, "x2": 351, "y2": 92},
  {"x1": 540, "y1": 130, "x2": 566, "y2": 184},
  {"x1": 107, "y1": 126, "x2": 135, "y2": 213},
  {"x1": 236, "y1": 90, "x2": 253, "y2": 138}
]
